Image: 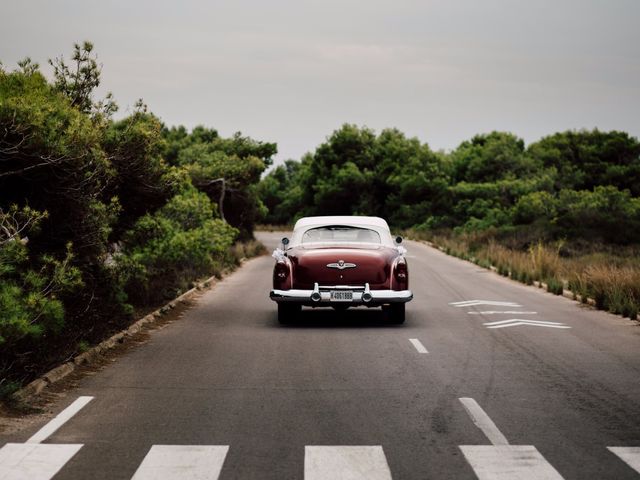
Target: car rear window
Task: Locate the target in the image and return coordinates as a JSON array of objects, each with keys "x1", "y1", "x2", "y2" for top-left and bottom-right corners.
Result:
[{"x1": 301, "y1": 226, "x2": 381, "y2": 244}]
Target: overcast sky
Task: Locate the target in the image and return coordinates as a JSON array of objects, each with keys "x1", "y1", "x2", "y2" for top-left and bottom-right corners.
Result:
[{"x1": 3, "y1": 0, "x2": 639, "y2": 164}]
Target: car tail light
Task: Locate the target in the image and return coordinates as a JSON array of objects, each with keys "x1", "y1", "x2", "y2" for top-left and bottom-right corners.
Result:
[
  {"x1": 273, "y1": 260, "x2": 292, "y2": 290},
  {"x1": 394, "y1": 260, "x2": 408, "y2": 289},
  {"x1": 275, "y1": 261, "x2": 289, "y2": 279}
]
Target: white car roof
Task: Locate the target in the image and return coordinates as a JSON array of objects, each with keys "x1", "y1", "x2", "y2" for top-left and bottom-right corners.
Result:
[
  {"x1": 293, "y1": 216, "x2": 390, "y2": 231},
  {"x1": 289, "y1": 216, "x2": 394, "y2": 248}
]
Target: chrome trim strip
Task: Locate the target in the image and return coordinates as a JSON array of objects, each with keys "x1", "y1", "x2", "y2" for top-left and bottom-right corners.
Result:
[{"x1": 270, "y1": 288, "x2": 413, "y2": 304}]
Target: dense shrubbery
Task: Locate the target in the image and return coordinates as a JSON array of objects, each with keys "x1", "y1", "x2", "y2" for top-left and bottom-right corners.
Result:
[
  {"x1": 0, "y1": 44, "x2": 274, "y2": 392},
  {"x1": 117, "y1": 189, "x2": 238, "y2": 305},
  {"x1": 0, "y1": 207, "x2": 82, "y2": 346}
]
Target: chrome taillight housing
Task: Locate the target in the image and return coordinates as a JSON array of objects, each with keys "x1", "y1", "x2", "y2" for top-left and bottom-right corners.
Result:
[
  {"x1": 393, "y1": 258, "x2": 408, "y2": 290},
  {"x1": 273, "y1": 260, "x2": 292, "y2": 290}
]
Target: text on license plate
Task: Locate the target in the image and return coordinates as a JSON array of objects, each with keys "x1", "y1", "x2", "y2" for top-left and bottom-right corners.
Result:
[{"x1": 330, "y1": 290, "x2": 353, "y2": 301}]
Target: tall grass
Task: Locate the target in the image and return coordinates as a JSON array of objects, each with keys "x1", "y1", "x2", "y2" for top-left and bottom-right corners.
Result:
[
  {"x1": 229, "y1": 240, "x2": 267, "y2": 264},
  {"x1": 404, "y1": 228, "x2": 639, "y2": 320}
]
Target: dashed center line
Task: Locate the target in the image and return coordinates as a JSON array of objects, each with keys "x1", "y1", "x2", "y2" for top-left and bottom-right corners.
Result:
[{"x1": 409, "y1": 338, "x2": 428, "y2": 354}]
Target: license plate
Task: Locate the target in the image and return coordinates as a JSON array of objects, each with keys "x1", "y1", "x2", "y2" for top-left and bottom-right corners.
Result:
[{"x1": 330, "y1": 290, "x2": 353, "y2": 302}]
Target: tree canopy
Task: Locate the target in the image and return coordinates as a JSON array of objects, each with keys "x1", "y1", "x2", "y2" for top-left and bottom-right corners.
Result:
[{"x1": 259, "y1": 124, "x2": 640, "y2": 245}]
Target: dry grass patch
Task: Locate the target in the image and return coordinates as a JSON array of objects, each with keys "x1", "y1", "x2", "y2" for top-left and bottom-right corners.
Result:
[{"x1": 404, "y1": 228, "x2": 639, "y2": 320}]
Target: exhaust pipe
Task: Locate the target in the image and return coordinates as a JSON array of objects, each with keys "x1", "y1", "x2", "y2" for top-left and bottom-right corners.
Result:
[
  {"x1": 362, "y1": 283, "x2": 372, "y2": 303},
  {"x1": 311, "y1": 282, "x2": 321, "y2": 302}
]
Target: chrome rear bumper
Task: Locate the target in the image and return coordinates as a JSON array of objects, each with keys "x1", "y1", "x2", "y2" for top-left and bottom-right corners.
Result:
[{"x1": 270, "y1": 282, "x2": 413, "y2": 305}]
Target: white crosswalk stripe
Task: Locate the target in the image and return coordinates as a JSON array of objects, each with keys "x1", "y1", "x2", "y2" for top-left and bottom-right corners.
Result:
[
  {"x1": 608, "y1": 447, "x2": 640, "y2": 474},
  {"x1": 460, "y1": 445, "x2": 565, "y2": 480},
  {"x1": 0, "y1": 443, "x2": 83, "y2": 480},
  {"x1": 305, "y1": 446, "x2": 392, "y2": 480},
  {"x1": 130, "y1": 445, "x2": 229, "y2": 480},
  {"x1": 458, "y1": 398, "x2": 566, "y2": 478},
  {"x1": 2, "y1": 440, "x2": 640, "y2": 479}
]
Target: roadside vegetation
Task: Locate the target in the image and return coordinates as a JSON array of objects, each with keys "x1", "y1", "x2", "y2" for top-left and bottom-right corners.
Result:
[
  {"x1": 0, "y1": 43, "x2": 273, "y2": 398},
  {"x1": 258, "y1": 125, "x2": 640, "y2": 321}
]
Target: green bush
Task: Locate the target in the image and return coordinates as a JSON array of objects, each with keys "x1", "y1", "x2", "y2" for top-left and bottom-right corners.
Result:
[
  {"x1": 117, "y1": 189, "x2": 238, "y2": 305},
  {"x1": 0, "y1": 207, "x2": 82, "y2": 347}
]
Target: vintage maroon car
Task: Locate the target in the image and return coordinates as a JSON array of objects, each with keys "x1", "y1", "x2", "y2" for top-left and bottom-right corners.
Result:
[{"x1": 270, "y1": 216, "x2": 413, "y2": 324}]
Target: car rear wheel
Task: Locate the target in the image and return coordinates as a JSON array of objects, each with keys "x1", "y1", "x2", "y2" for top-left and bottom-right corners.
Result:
[
  {"x1": 387, "y1": 303, "x2": 405, "y2": 324},
  {"x1": 278, "y1": 303, "x2": 301, "y2": 325}
]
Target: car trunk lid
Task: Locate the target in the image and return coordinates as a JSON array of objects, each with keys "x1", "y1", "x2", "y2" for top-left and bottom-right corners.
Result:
[{"x1": 287, "y1": 246, "x2": 394, "y2": 289}]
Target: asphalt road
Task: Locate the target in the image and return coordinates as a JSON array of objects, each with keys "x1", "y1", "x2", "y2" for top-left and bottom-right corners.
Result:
[{"x1": 2, "y1": 231, "x2": 640, "y2": 479}]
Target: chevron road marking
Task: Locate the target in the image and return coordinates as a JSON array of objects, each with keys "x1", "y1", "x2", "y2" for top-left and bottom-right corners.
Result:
[
  {"x1": 449, "y1": 300, "x2": 522, "y2": 308},
  {"x1": 305, "y1": 446, "x2": 392, "y2": 480},
  {"x1": 483, "y1": 319, "x2": 571, "y2": 329},
  {"x1": 459, "y1": 398, "x2": 565, "y2": 479},
  {"x1": 0, "y1": 443, "x2": 83, "y2": 480},
  {"x1": 607, "y1": 447, "x2": 640, "y2": 474},
  {"x1": 131, "y1": 445, "x2": 229, "y2": 480},
  {"x1": 468, "y1": 311, "x2": 537, "y2": 315}
]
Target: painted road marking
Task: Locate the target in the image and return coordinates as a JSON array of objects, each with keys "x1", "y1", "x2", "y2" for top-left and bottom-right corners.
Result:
[
  {"x1": 131, "y1": 445, "x2": 229, "y2": 480},
  {"x1": 305, "y1": 446, "x2": 392, "y2": 480},
  {"x1": 483, "y1": 319, "x2": 571, "y2": 329},
  {"x1": 459, "y1": 398, "x2": 565, "y2": 479},
  {"x1": 409, "y1": 338, "x2": 429, "y2": 354},
  {"x1": 449, "y1": 300, "x2": 522, "y2": 308},
  {"x1": 468, "y1": 311, "x2": 537, "y2": 315},
  {"x1": 0, "y1": 443, "x2": 83, "y2": 480},
  {"x1": 26, "y1": 396, "x2": 94, "y2": 444},
  {"x1": 459, "y1": 398, "x2": 509, "y2": 446},
  {"x1": 608, "y1": 447, "x2": 640, "y2": 473},
  {"x1": 459, "y1": 445, "x2": 564, "y2": 480}
]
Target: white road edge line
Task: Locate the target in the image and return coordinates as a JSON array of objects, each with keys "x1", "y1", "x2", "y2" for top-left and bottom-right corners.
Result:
[
  {"x1": 26, "y1": 396, "x2": 94, "y2": 444},
  {"x1": 459, "y1": 398, "x2": 509, "y2": 446},
  {"x1": 409, "y1": 338, "x2": 429, "y2": 354}
]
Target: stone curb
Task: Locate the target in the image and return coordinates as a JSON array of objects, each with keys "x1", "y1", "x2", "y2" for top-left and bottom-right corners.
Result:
[
  {"x1": 12, "y1": 267, "x2": 234, "y2": 403},
  {"x1": 415, "y1": 239, "x2": 599, "y2": 309}
]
